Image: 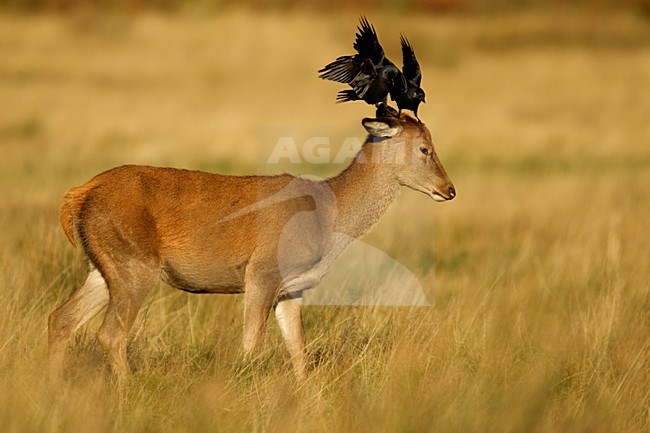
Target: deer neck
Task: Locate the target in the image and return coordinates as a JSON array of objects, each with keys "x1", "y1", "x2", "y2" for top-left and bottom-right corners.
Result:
[{"x1": 326, "y1": 142, "x2": 401, "y2": 239}]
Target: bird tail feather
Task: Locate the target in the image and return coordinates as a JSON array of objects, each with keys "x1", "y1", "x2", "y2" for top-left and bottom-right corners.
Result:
[{"x1": 335, "y1": 90, "x2": 359, "y2": 103}]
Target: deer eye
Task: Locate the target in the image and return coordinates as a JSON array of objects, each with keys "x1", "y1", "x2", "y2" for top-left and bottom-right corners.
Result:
[{"x1": 419, "y1": 147, "x2": 429, "y2": 156}]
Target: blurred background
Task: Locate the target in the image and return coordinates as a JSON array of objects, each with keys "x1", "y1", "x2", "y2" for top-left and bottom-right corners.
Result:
[
  {"x1": 2, "y1": 0, "x2": 650, "y2": 13},
  {"x1": 1, "y1": 1, "x2": 649, "y2": 433}
]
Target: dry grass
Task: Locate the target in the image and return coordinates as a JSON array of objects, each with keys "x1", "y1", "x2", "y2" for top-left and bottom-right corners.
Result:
[{"x1": 0, "y1": 10, "x2": 649, "y2": 433}]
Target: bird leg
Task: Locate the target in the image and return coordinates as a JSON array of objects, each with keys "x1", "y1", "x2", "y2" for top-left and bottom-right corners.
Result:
[{"x1": 376, "y1": 103, "x2": 399, "y2": 118}]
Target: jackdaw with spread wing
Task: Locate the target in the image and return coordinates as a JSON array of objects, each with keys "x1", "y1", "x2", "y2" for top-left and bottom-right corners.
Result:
[{"x1": 318, "y1": 16, "x2": 400, "y2": 106}]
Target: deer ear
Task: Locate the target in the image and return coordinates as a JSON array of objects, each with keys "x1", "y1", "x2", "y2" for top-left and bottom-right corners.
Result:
[{"x1": 362, "y1": 118, "x2": 402, "y2": 138}]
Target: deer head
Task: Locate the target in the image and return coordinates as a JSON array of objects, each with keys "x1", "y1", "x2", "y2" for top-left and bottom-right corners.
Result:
[{"x1": 361, "y1": 113, "x2": 456, "y2": 202}]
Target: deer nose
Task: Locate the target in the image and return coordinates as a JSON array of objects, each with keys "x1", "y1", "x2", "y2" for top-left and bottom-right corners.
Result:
[{"x1": 448, "y1": 186, "x2": 456, "y2": 199}]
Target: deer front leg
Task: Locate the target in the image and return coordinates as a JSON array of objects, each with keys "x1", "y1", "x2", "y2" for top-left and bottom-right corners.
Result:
[
  {"x1": 274, "y1": 293, "x2": 307, "y2": 380},
  {"x1": 241, "y1": 278, "x2": 276, "y2": 356}
]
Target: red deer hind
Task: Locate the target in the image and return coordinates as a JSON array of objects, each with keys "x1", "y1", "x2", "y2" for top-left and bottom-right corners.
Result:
[{"x1": 48, "y1": 113, "x2": 455, "y2": 381}]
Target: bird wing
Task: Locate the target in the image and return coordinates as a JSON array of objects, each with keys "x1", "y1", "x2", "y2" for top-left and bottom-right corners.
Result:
[
  {"x1": 353, "y1": 16, "x2": 385, "y2": 65},
  {"x1": 318, "y1": 55, "x2": 362, "y2": 83},
  {"x1": 348, "y1": 57, "x2": 377, "y2": 98},
  {"x1": 400, "y1": 35, "x2": 422, "y2": 87},
  {"x1": 389, "y1": 71, "x2": 407, "y2": 101}
]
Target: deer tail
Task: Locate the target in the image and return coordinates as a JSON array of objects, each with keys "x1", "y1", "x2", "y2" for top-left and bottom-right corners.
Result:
[{"x1": 59, "y1": 182, "x2": 96, "y2": 247}]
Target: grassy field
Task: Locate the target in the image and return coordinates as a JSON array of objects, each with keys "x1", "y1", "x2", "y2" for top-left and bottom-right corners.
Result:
[{"x1": 1, "y1": 9, "x2": 649, "y2": 433}]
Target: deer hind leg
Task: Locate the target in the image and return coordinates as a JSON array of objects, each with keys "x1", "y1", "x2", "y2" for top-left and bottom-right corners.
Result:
[
  {"x1": 274, "y1": 293, "x2": 307, "y2": 380},
  {"x1": 96, "y1": 262, "x2": 157, "y2": 382},
  {"x1": 48, "y1": 267, "x2": 109, "y2": 377}
]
